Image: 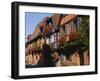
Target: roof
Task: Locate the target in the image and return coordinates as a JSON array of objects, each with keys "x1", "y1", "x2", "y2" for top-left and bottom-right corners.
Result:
[
  {"x1": 52, "y1": 14, "x2": 61, "y2": 28},
  {"x1": 26, "y1": 14, "x2": 78, "y2": 44},
  {"x1": 60, "y1": 14, "x2": 77, "y2": 26}
]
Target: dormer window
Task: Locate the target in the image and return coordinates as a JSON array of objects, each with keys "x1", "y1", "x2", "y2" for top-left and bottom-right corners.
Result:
[{"x1": 27, "y1": 34, "x2": 32, "y2": 41}]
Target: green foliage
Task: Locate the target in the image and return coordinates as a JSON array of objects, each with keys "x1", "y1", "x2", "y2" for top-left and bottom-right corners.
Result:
[{"x1": 78, "y1": 16, "x2": 89, "y2": 48}]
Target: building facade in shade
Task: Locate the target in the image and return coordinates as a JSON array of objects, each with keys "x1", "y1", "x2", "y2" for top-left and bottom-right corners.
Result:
[{"x1": 25, "y1": 14, "x2": 89, "y2": 67}]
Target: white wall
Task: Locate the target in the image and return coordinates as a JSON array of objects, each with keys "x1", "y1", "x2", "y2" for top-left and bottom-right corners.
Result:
[{"x1": 0, "y1": 0, "x2": 99, "y2": 81}]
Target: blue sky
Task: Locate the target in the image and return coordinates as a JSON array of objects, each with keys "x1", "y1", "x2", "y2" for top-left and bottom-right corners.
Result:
[{"x1": 25, "y1": 12, "x2": 52, "y2": 40}]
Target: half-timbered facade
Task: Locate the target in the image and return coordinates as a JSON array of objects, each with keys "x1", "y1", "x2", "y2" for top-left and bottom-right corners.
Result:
[{"x1": 25, "y1": 14, "x2": 89, "y2": 67}]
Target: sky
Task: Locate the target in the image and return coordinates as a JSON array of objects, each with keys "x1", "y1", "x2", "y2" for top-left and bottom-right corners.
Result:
[{"x1": 25, "y1": 12, "x2": 52, "y2": 41}]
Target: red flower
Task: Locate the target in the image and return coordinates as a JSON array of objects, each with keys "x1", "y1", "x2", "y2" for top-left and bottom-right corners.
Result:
[{"x1": 59, "y1": 35, "x2": 66, "y2": 45}]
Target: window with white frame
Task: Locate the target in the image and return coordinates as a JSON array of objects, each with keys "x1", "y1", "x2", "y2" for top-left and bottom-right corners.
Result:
[
  {"x1": 46, "y1": 37, "x2": 49, "y2": 44},
  {"x1": 51, "y1": 34, "x2": 54, "y2": 43}
]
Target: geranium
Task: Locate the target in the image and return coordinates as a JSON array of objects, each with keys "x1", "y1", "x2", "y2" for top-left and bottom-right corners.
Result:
[
  {"x1": 59, "y1": 35, "x2": 66, "y2": 46},
  {"x1": 69, "y1": 30, "x2": 79, "y2": 41}
]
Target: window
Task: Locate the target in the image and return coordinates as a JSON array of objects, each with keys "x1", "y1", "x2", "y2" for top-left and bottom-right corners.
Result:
[
  {"x1": 51, "y1": 34, "x2": 54, "y2": 42},
  {"x1": 46, "y1": 37, "x2": 49, "y2": 44}
]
